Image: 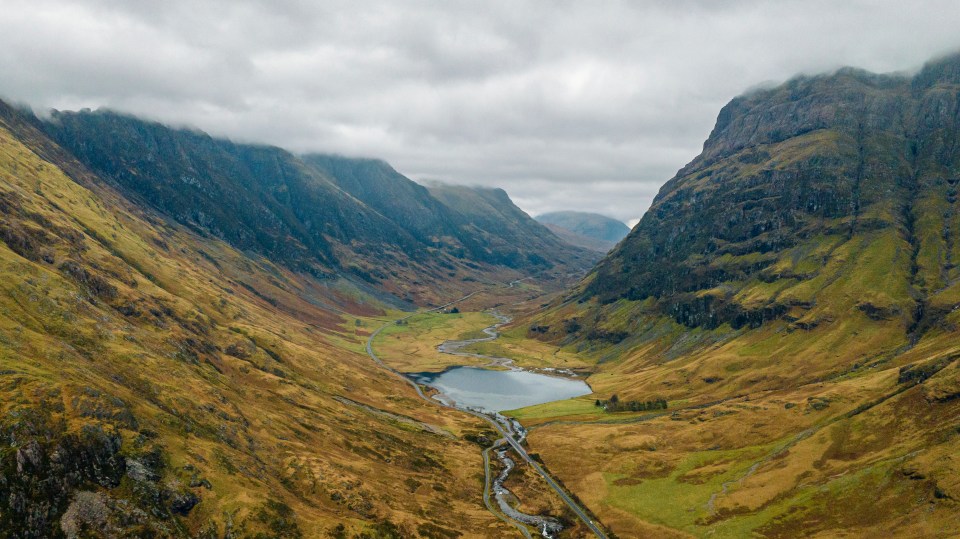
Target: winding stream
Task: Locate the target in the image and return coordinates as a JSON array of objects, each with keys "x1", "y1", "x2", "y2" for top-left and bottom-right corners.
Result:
[
  {"x1": 409, "y1": 311, "x2": 591, "y2": 537},
  {"x1": 365, "y1": 293, "x2": 607, "y2": 539}
]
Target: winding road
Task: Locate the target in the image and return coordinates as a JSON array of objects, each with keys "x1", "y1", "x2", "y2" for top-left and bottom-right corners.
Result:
[{"x1": 364, "y1": 284, "x2": 608, "y2": 538}]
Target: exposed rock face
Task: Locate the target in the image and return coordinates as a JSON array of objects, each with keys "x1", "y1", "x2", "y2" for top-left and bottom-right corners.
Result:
[
  {"x1": 583, "y1": 53, "x2": 960, "y2": 333},
  {"x1": 0, "y1": 405, "x2": 198, "y2": 538}
]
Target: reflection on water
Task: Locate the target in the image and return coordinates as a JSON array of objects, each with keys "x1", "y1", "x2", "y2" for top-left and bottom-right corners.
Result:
[{"x1": 407, "y1": 367, "x2": 591, "y2": 413}]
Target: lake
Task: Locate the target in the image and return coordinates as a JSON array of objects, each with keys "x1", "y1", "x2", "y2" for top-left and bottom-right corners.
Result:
[{"x1": 407, "y1": 367, "x2": 591, "y2": 413}]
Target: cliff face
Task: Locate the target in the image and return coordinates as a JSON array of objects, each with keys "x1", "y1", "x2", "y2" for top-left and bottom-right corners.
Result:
[{"x1": 585, "y1": 54, "x2": 960, "y2": 335}]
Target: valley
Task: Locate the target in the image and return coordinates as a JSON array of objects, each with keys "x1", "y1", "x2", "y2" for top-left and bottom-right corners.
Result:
[
  {"x1": 2, "y1": 38, "x2": 960, "y2": 539},
  {"x1": 365, "y1": 281, "x2": 606, "y2": 539}
]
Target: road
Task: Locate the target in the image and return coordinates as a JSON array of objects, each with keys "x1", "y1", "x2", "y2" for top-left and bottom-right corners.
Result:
[{"x1": 364, "y1": 286, "x2": 609, "y2": 539}]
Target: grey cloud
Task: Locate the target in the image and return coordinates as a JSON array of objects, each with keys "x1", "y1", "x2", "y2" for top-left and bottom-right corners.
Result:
[{"x1": 1, "y1": 0, "x2": 959, "y2": 223}]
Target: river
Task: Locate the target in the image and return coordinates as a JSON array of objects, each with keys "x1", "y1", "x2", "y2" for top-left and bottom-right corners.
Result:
[{"x1": 406, "y1": 311, "x2": 593, "y2": 538}]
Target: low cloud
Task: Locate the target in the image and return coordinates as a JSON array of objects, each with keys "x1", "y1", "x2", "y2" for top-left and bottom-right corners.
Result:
[{"x1": 2, "y1": 0, "x2": 959, "y2": 222}]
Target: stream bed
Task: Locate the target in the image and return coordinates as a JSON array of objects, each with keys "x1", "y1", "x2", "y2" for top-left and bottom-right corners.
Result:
[{"x1": 405, "y1": 311, "x2": 590, "y2": 537}]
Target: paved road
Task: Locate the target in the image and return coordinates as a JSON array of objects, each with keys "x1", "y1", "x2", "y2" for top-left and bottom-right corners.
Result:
[{"x1": 364, "y1": 287, "x2": 609, "y2": 539}]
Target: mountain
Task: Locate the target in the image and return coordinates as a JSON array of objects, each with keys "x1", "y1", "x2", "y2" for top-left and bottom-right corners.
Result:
[
  {"x1": 575, "y1": 53, "x2": 960, "y2": 334},
  {"x1": 516, "y1": 54, "x2": 960, "y2": 537},
  {"x1": 538, "y1": 222, "x2": 614, "y2": 253},
  {"x1": 303, "y1": 155, "x2": 598, "y2": 271},
  {"x1": 0, "y1": 99, "x2": 562, "y2": 538},
  {"x1": 535, "y1": 211, "x2": 630, "y2": 248},
  {"x1": 424, "y1": 183, "x2": 600, "y2": 269},
  {"x1": 36, "y1": 109, "x2": 591, "y2": 305}
]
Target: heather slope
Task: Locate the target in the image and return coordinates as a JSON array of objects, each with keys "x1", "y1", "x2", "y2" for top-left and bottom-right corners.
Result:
[
  {"x1": 0, "y1": 100, "x2": 513, "y2": 538},
  {"x1": 507, "y1": 54, "x2": 960, "y2": 537}
]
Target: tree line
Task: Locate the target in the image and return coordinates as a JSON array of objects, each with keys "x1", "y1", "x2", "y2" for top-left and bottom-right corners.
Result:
[{"x1": 595, "y1": 394, "x2": 668, "y2": 412}]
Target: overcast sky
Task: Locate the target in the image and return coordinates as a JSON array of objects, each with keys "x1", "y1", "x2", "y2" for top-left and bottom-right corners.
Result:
[{"x1": 2, "y1": 1, "x2": 960, "y2": 225}]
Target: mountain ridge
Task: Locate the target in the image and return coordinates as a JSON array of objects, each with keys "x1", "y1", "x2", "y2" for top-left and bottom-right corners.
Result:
[
  {"x1": 32, "y1": 107, "x2": 591, "y2": 305},
  {"x1": 506, "y1": 52, "x2": 960, "y2": 538}
]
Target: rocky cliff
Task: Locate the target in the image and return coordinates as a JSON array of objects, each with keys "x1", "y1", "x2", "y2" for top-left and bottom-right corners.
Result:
[
  {"x1": 583, "y1": 53, "x2": 960, "y2": 336},
  {"x1": 516, "y1": 55, "x2": 960, "y2": 538}
]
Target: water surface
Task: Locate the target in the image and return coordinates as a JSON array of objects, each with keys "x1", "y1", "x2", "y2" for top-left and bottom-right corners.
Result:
[{"x1": 408, "y1": 367, "x2": 591, "y2": 413}]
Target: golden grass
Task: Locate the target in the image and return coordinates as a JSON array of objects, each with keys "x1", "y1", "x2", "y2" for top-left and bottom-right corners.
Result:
[{"x1": 0, "y1": 123, "x2": 517, "y2": 537}]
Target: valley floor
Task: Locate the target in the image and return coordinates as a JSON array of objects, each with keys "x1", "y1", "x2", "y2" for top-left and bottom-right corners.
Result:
[{"x1": 376, "y1": 286, "x2": 960, "y2": 538}]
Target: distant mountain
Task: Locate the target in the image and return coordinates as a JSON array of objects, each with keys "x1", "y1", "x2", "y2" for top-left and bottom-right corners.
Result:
[
  {"x1": 424, "y1": 183, "x2": 599, "y2": 269},
  {"x1": 536, "y1": 211, "x2": 629, "y2": 251},
  {"x1": 35, "y1": 109, "x2": 592, "y2": 304},
  {"x1": 538, "y1": 222, "x2": 611, "y2": 252},
  {"x1": 535, "y1": 211, "x2": 629, "y2": 252}
]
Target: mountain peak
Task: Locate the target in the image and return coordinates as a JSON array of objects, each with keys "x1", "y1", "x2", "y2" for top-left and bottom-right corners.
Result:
[{"x1": 580, "y1": 55, "x2": 960, "y2": 339}]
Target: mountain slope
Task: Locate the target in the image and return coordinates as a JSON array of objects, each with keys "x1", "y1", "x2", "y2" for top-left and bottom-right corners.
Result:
[
  {"x1": 41, "y1": 109, "x2": 418, "y2": 272},
  {"x1": 579, "y1": 55, "x2": 960, "y2": 336},
  {"x1": 513, "y1": 54, "x2": 960, "y2": 537},
  {"x1": 304, "y1": 154, "x2": 597, "y2": 270},
  {"x1": 535, "y1": 211, "x2": 630, "y2": 250},
  {"x1": 301, "y1": 155, "x2": 459, "y2": 245},
  {"x1": 426, "y1": 183, "x2": 598, "y2": 270},
  {"x1": 539, "y1": 222, "x2": 617, "y2": 253},
  {"x1": 36, "y1": 110, "x2": 589, "y2": 306},
  {"x1": 0, "y1": 100, "x2": 516, "y2": 537}
]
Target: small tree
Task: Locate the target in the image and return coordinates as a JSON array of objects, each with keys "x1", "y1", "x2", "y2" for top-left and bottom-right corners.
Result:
[{"x1": 607, "y1": 394, "x2": 619, "y2": 411}]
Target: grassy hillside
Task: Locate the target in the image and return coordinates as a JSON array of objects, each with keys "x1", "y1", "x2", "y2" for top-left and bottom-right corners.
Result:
[
  {"x1": 504, "y1": 54, "x2": 960, "y2": 537},
  {"x1": 304, "y1": 154, "x2": 598, "y2": 271},
  {"x1": 0, "y1": 101, "x2": 516, "y2": 537}
]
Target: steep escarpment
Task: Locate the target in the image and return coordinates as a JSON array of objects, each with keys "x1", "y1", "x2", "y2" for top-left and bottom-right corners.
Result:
[{"x1": 580, "y1": 54, "x2": 960, "y2": 337}]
